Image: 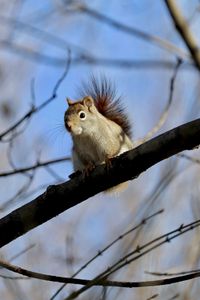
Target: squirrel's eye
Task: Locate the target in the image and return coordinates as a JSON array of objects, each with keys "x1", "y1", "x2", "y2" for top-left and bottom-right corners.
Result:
[{"x1": 79, "y1": 111, "x2": 86, "y2": 120}]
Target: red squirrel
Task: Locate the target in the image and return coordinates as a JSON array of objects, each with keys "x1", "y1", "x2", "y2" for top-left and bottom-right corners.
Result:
[{"x1": 64, "y1": 77, "x2": 133, "y2": 192}]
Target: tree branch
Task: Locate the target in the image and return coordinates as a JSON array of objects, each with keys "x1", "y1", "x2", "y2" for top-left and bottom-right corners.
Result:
[
  {"x1": 50, "y1": 209, "x2": 163, "y2": 299},
  {"x1": 0, "y1": 52, "x2": 71, "y2": 141},
  {"x1": 77, "y1": 5, "x2": 190, "y2": 60},
  {"x1": 1, "y1": 255, "x2": 200, "y2": 288},
  {"x1": 165, "y1": 0, "x2": 200, "y2": 70},
  {"x1": 0, "y1": 156, "x2": 70, "y2": 177},
  {"x1": 0, "y1": 39, "x2": 193, "y2": 70},
  {"x1": 0, "y1": 118, "x2": 200, "y2": 248},
  {"x1": 65, "y1": 219, "x2": 200, "y2": 299}
]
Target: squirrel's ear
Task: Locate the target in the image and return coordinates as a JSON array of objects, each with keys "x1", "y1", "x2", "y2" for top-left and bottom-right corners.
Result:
[
  {"x1": 83, "y1": 96, "x2": 94, "y2": 108},
  {"x1": 66, "y1": 98, "x2": 73, "y2": 106}
]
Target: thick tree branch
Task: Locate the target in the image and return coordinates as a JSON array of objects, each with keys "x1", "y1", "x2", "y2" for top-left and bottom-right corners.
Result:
[
  {"x1": 0, "y1": 118, "x2": 200, "y2": 248},
  {"x1": 165, "y1": 0, "x2": 200, "y2": 70}
]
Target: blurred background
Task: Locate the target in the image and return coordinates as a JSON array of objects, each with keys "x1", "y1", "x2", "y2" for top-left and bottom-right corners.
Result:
[{"x1": 0, "y1": 0, "x2": 200, "y2": 299}]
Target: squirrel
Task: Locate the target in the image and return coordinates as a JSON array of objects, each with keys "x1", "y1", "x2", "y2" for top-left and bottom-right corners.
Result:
[{"x1": 64, "y1": 76, "x2": 133, "y2": 192}]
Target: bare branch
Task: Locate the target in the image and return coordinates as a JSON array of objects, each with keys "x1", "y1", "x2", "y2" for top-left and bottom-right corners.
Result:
[
  {"x1": 0, "y1": 220, "x2": 200, "y2": 291},
  {"x1": 0, "y1": 274, "x2": 29, "y2": 280},
  {"x1": 165, "y1": 0, "x2": 200, "y2": 70},
  {"x1": 167, "y1": 294, "x2": 180, "y2": 300},
  {"x1": 50, "y1": 209, "x2": 164, "y2": 300},
  {"x1": 0, "y1": 156, "x2": 70, "y2": 178},
  {"x1": 0, "y1": 175, "x2": 34, "y2": 212},
  {"x1": 77, "y1": 5, "x2": 190, "y2": 60},
  {"x1": 0, "y1": 15, "x2": 87, "y2": 55},
  {"x1": 0, "y1": 52, "x2": 71, "y2": 141},
  {"x1": 145, "y1": 269, "x2": 200, "y2": 277},
  {"x1": 8, "y1": 244, "x2": 36, "y2": 262},
  {"x1": 65, "y1": 219, "x2": 200, "y2": 299},
  {"x1": 178, "y1": 153, "x2": 200, "y2": 165},
  {"x1": 134, "y1": 58, "x2": 182, "y2": 146},
  {"x1": 0, "y1": 4, "x2": 190, "y2": 62},
  {"x1": 146, "y1": 294, "x2": 159, "y2": 300},
  {"x1": 0, "y1": 39, "x2": 194, "y2": 70}
]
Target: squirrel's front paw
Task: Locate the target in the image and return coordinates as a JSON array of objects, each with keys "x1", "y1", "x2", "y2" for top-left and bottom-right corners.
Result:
[
  {"x1": 69, "y1": 170, "x2": 82, "y2": 179},
  {"x1": 83, "y1": 162, "x2": 96, "y2": 177},
  {"x1": 105, "y1": 157, "x2": 113, "y2": 171},
  {"x1": 68, "y1": 162, "x2": 95, "y2": 180}
]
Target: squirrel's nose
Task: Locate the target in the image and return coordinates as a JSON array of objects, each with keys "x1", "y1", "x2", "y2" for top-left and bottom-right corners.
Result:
[{"x1": 66, "y1": 121, "x2": 72, "y2": 132}]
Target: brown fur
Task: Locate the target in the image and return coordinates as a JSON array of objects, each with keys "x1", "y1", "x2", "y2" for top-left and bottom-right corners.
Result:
[{"x1": 78, "y1": 76, "x2": 132, "y2": 138}]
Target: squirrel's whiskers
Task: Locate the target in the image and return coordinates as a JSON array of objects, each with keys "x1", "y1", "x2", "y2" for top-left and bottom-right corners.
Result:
[
  {"x1": 64, "y1": 76, "x2": 133, "y2": 193},
  {"x1": 46, "y1": 123, "x2": 67, "y2": 152}
]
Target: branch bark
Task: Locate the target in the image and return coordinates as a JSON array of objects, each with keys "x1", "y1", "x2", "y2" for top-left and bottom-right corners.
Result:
[{"x1": 0, "y1": 118, "x2": 200, "y2": 248}]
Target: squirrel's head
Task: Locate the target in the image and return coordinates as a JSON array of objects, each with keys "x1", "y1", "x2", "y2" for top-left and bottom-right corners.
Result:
[{"x1": 64, "y1": 96, "x2": 97, "y2": 136}]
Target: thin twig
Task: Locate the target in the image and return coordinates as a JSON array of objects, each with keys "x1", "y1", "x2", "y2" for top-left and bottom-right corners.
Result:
[
  {"x1": 0, "y1": 221, "x2": 200, "y2": 290},
  {"x1": 50, "y1": 209, "x2": 163, "y2": 300},
  {"x1": 177, "y1": 153, "x2": 200, "y2": 165},
  {"x1": 168, "y1": 294, "x2": 179, "y2": 300},
  {"x1": 134, "y1": 58, "x2": 182, "y2": 146},
  {"x1": 0, "y1": 156, "x2": 70, "y2": 177},
  {"x1": 0, "y1": 52, "x2": 71, "y2": 141},
  {"x1": 0, "y1": 174, "x2": 34, "y2": 211},
  {"x1": 0, "y1": 39, "x2": 194, "y2": 70},
  {"x1": 65, "y1": 220, "x2": 200, "y2": 299},
  {"x1": 0, "y1": 274, "x2": 29, "y2": 280},
  {"x1": 9, "y1": 244, "x2": 36, "y2": 262},
  {"x1": 77, "y1": 5, "x2": 190, "y2": 60},
  {"x1": 0, "y1": 15, "x2": 88, "y2": 55},
  {"x1": 146, "y1": 294, "x2": 159, "y2": 300},
  {"x1": 145, "y1": 268, "x2": 200, "y2": 277},
  {"x1": 44, "y1": 165, "x2": 65, "y2": 182}
]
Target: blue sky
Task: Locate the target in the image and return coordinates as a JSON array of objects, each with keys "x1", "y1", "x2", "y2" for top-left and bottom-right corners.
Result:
[{"x1": 0, "y1": 1, "x2": 200, "y2": 299}]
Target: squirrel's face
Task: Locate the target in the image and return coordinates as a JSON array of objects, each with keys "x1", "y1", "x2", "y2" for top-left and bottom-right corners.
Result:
[{"x1": 64, "y1": 96, "x2": 96, "y2": 136}]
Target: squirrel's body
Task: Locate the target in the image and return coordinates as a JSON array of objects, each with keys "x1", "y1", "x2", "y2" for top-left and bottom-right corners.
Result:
[
  {"x1": 71, "y1": 110, "x2": 133, "y2": 170},
  {"x1": 64, "y1": 77, "x2": 133, "y2": 191}
]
